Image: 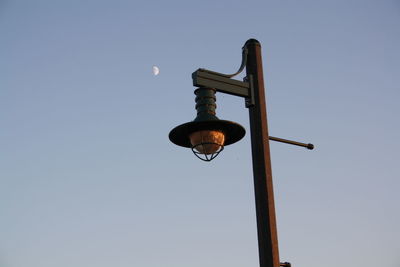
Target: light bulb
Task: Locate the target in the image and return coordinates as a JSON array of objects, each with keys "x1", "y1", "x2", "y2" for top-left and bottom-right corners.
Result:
[{"x1": 189, "y1": 130, "x2": 225, "y2": 155}]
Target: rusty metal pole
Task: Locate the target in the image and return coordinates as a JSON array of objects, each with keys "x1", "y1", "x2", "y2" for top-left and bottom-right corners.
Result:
[{"x1": 245, "y1": 39, "x2": 280, "y2": 267}]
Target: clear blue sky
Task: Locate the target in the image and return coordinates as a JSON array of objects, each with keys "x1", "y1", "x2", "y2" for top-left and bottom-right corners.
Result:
[{"x1": 1, "y1": 1, "x2": 399, "y2": 267}]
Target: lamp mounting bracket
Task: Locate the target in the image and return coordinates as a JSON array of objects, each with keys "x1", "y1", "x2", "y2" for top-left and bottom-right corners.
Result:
[
  {"x1": 192, "y1": 68, "x2": 255, "y2": 107},
  {"x1": 244, "y1": 74, "x2": 255, "y2": 108},
  {"x1": 191, "y1": 46, "x2": 255, "y2": 107},
  {"x1": 192, "y1": 68, "x2": 250, "y2": 97}
]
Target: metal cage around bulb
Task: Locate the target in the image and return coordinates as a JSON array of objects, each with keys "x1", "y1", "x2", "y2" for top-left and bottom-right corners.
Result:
[{"x1": 189, "y1": 130, "x2": 224, "y2": 161}]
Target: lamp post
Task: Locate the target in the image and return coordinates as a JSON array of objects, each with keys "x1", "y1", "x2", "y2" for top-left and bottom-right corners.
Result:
[{"x1": 169, "y1": 39, "x2": 313, "y2": 267}]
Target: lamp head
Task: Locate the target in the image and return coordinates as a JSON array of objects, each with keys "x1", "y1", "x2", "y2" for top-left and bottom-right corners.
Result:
[{"x1": 169, "y1": 87, "x2": 245, "y2": 161}]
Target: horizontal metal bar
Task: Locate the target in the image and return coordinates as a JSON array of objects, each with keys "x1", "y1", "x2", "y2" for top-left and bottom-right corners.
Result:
[
  {"x1": 192, "y1": 68, "x2": 250, "y2": 98},
  {"x1": 269, "y1": 136, "x2": 314, "y2": 150}
]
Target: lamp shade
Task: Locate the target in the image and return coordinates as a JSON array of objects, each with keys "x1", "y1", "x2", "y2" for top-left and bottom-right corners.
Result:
[{"x1": 169, "y1": 119, "x2": 245, "y2": 149}]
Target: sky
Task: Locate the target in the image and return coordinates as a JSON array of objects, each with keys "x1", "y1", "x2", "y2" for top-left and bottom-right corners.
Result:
[{"x1": 1, "y1": 0, "x2": 399, "y2": 267}]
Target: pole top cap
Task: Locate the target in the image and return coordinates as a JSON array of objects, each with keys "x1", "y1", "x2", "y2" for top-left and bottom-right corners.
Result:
[{"x1": 245, "y1": 38, "x2": 261, "y2": 47}]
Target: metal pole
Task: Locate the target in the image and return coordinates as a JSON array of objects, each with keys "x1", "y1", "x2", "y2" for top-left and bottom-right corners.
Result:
[{"x1": 245, "y1": 39, "x2": 280, "y2": 267}]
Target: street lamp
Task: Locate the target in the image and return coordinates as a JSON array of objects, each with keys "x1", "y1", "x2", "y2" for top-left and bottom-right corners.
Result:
[
  {"x1": 169, "y1": 87, "x2": 246, "y2": 161},
  {"x1": 169, "y1": 39, "x2": 313, "y2": 267}
]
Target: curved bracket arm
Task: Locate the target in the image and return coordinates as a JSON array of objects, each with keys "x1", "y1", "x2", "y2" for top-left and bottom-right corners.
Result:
[{"x1": 198, "y1": 46, "x2": 248, "y2": 78}]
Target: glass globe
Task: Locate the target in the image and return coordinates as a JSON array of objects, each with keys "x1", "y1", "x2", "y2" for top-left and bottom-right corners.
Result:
[{"x1": 189, "y1": 130, "x2": 225, "y2": 155}]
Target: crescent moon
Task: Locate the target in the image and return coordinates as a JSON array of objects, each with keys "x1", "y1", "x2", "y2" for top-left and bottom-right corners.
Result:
[{"x1": 152, "y1": 66, "x2": 160, "y2": 76}]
